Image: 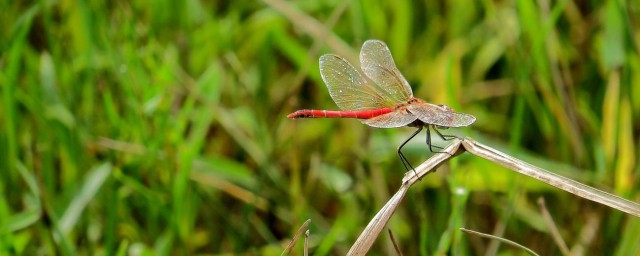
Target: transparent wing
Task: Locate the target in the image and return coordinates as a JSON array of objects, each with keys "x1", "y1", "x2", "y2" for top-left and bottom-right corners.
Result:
[
  {"x1": 407, "y1": 103, "x2": 476, "y2": 127},
  {"x1": 360, "y1": 40, "x2": 413, "y2": 103},
  {"x1": 320, "y1": 54, "x2": 394, "y2": 110},
  {"x1": 361, "y1": 111, "x2": 417, "y2": 128}
]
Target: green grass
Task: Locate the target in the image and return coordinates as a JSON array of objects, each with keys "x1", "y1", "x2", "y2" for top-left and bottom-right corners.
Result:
[{"x1": 1, "y1": 0, "x2": 640, "y2": 255}]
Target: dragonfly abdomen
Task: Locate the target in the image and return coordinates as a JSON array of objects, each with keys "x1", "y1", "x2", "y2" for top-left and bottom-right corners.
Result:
[{"x1": 287, "y1": 108, "x2": 393, "y2": 119}]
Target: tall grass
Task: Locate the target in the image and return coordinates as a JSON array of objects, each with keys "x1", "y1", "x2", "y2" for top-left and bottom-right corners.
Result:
[{"x1": 1, "y1": 0, "x2": 639, "y2": 255}]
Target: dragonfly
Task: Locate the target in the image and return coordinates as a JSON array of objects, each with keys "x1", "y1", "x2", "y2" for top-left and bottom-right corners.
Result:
[{"x1": 288, "y1": 40, "x2": 476, "y2": 174}]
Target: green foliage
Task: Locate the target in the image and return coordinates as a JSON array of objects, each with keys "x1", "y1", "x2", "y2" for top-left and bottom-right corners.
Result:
[{"x1": 1, "y1": 0, "x2": 639, "y2": 254}]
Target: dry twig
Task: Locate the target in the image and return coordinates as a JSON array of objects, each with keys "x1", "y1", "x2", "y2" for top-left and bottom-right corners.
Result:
[
  {"x1": 282, "y1": 219, "x2": 311, "y2": 256},
  {"x1": 347, "y1": 137, "x2": 640, "y2": 255}
]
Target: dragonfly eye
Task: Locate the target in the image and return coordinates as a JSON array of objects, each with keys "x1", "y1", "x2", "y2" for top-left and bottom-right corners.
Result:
[{"x1": 438, "y1": 104, "x2": 450, "y2": 110}]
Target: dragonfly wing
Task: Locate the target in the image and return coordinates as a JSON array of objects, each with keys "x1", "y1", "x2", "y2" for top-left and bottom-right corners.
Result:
[
  {"x1": 407, "y1": 103, "x2": 476, "y2": 127},
  {"x1": 361, "y1": 111, "x2": 417, "y2": 128},
  {"x1": 320, "y1": 54, "x2": 392, "y2": 110},
  {"x1": 360, "y1": 40, "x2": 413, "y2": 103}
]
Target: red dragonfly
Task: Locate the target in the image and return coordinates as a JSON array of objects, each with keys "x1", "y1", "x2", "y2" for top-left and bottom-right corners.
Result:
[{"x1": 288, "y1": 40, "x2": 475, "y2": 173}]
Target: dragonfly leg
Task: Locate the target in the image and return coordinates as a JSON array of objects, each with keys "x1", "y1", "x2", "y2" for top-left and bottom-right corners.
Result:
[
  {"x1": 427, "y1": 126, "x2": 453, "y2": 156},
  {"x1": 425, "y1": 126, "x2": 444, "y2": 152},
  {"x1": 398, "y1": 127, "x2": 423, "y2": 179},
  {"x1": 432, "y1": 126, "x2": 459, "y2": 141}
]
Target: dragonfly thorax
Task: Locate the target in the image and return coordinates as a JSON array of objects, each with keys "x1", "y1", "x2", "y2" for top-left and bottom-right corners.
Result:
[
  {"x1": 393, "y1": 97, "x2": 425, "y2": 111},
  {"x1": 406, "y1": 119, "x2": 453, "y2": 131}
]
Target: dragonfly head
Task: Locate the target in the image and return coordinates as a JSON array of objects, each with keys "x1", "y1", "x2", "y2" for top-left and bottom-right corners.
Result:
[{"x1": 437, "y1": 104, "x2": 452, "y2": 110}]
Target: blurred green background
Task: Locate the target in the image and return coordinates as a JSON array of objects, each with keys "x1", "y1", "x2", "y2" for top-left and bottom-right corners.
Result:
[{"x1": 2, "y1": 0, "x2": 640, "y2": 255}]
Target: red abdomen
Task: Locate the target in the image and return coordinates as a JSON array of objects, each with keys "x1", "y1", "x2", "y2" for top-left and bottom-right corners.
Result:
[{"x1": 287, "y1": 108, "x2": 393, "y2": 119}]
